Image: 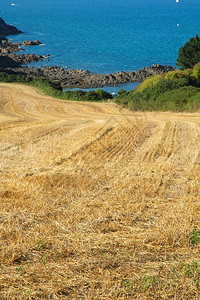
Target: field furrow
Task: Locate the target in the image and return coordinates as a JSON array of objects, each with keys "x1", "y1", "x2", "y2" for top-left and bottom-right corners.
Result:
[{"x1": 1, "y1": 83, "x2": 200, "y2": 299}]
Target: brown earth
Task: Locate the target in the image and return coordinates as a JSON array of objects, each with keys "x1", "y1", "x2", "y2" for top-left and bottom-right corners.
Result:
[{"x1": 1, "y1": 83, "x2": 200, "y2": 299}]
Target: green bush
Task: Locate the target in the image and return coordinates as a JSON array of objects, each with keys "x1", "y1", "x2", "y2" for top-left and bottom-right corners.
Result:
[
  {"x1": 187, "y1": 92, "x2": 200, "y2": 111},
  {"x1": 156, "y1": 86, "x2": 200, "y2": 112},
  {"x1": 116, "y1": 89, "x2": 133, "y2": 107},
  {"x1": 94, "y1": 88, "x2": 113, "y2": 100},
  {"x1": 164, "y1": 66, "x2": 200, "y2": 87},
  {"x1": 117, "y1": 89, "x2": 126, "y2": 96},
  {"x1": 0, "y1": 72, "x2": 29, "y2": 83},
  {"x1": 136, "y1": 74, "x2": 163, "y2": 93},
  {"x1": 116, "y1": 77, "x2": 193, "y2": 111},
  {"x1": 192, "y1": 63, "x2": 200, "y2": 86},
  {"x1": 130, "y1": 78, "x2": 190, "y2": 110},
  {"x1": 142, "y1": 78, "x2": 190, "y2": 100},
  {"x1": 164, "y1": 70, "x2": 191, "y2": 80}
]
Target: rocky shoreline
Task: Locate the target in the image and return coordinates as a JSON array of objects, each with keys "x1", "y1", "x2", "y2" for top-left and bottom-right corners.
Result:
[
  {"x1": 0, "y1": 18, "x2": 176, "y2": 89},
  {"x1": 6, "y1": 64, "x2": 175, "y2": 89}
]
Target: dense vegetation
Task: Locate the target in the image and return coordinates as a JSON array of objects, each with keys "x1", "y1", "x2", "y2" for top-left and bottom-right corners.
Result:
[
  {"x1": 0, "y1": 72, "x2": 113, "y2": 101},
  {"x1": 177, "y1": 34, "x2": 200, "y2": 70},
  {"x1": 116, "y1": 63, "x2": 200, "y2": 112}
]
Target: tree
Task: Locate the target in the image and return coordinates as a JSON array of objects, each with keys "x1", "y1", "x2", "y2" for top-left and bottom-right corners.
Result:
[{"x1": 177, "y1": 34, "x2": 200, "y2": 70}]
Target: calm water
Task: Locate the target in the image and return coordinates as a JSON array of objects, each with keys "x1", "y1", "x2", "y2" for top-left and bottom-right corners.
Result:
[
  {"x1": 64, "y1": 82, "x2": 140, "y2": 94},
  {"x1": 1, "y1": 0, "x2": 200, "y2": 90}
]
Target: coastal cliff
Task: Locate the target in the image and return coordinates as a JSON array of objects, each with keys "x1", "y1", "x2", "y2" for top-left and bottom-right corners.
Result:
[{"x1": 0, "y1": 18, "x2": 22, "y2": 35}]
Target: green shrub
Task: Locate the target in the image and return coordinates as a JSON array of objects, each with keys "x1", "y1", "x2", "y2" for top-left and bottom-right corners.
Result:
[
  {"x1": 115, "y1": 89, "x2": 133, "y2": 107},
  {"x1": 147, "y1": 78, "x2": 190, "y2": 99},
  {"x1": 87, "y1": 90, "x2": 102, "y2": 101},
  {"x1": 128, "y1": 78, "x2": 190, "y2": 110},
  {"x1": 136, "y1": 74, "x2": 163, "y2": 93},
  {"x1": 117, "y1": 89, "x2": 126, "y2": 96},
  {"x1": 94, "y1": 88, "x2": 113, "y2": 100},
  {"x1": 164, "y1": 70, "x2": 189, "y2": 80},
  {"x1": 192, "y1": 63, "x2": 200, "y2": 86},
  {"x1": 156, "y1": 86, "x2": 200, "y2": 112},
  {"x1": 0, "y1": 72, "x2": 28, "y2": 83},
  {"x1": 116, "y1": 77, "x2": 194, "y2": 111},
  {"x1": 187, "y1": 92, "x2": 200, "y2": 111}
]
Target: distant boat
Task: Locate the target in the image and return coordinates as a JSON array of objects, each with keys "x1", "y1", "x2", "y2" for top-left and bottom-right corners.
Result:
[
  {"x1": 176, "y1": 0, "x2": 179, "y2": 2},
  {"x1": 11, "y1": 3, "x2": 16, "y2": 6}
]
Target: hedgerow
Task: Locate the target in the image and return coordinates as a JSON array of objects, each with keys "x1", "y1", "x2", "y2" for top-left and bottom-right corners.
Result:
[{"x1": 0, "y1": 72, "x2": 113, "y2": 101}]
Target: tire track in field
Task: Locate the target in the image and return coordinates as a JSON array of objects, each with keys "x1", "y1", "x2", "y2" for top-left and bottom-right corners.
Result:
[
  {"x1": 141, "y1": 121, "x2": 177, "y2": 163},
  {"x1": 53, "y1": 117, "x2": 118, "y2": 167},
  {"x1": 94, "y1": 122, "x2": 152, "y2": 161},
  {"x1": 1, "y1": 83, "x2": 200, "y2": 203},
  {"x1": 154, "y1": 122, "x2": 178, "y2": 160},
  {"x1": 137, "y1": 121, "x2": 165, "y2": 163},
  {"x1": 55, "y1": 120, "x2": 152, "y2": 167},
  {"x1": 131, "y1": 120, "x2": 200, "y2": 199},
  {"x1": 163, "y1": 122, "x2": 200, "y2": 199}
]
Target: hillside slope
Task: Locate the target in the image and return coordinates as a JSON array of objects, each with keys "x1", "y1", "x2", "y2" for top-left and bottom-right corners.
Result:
[{"x1": 1, "y1": 83, "x2": 200, "y2": 299}]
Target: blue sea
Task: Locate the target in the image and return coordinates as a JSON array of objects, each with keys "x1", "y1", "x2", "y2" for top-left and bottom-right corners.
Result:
[{"x1": 1, "y1": 0, "x2": 200, "y2": 91}]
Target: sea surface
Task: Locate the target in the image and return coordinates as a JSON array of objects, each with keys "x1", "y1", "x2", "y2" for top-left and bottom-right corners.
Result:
[{"x1": 1, "y1": 0, "x2": 200, "y2": 91}]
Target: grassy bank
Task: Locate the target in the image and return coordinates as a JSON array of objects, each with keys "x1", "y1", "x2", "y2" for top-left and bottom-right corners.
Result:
[
  {"x1": 116, "y1": 63, "x2": 200, "y2": 112},
  {"x1": 0, "y1": 71, "x2": 113, "y2": 101}
]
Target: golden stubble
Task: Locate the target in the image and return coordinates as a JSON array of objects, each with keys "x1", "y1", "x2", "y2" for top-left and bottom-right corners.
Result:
[{"x1": 0, "y1": 83, "x2": 200, "y2": 299}]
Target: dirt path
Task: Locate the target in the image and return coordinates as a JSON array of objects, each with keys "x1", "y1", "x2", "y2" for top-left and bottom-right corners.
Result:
[{"x1": 1, "y1": 83, "x2": 200, "y2": 299}]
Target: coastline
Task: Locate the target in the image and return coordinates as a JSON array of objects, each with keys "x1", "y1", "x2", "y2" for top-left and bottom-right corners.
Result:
[{"x1": 0, "y1": 18, "x2": 176, "y2": 90}]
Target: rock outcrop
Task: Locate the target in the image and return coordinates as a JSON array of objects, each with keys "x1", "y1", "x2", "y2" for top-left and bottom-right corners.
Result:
[
  {"x1": 21, "y1": 40, "x2": 42, "y2": 46},
  {"x1": 7, "y1": 53, "x2": 44, "y2": 64},
  {"x1": 0, "y1": 55, "x2": 21, "y2": 68},
  {"x1": 0, "y1": 36, "x2": 44, "y2": 54},
  {"x1": 0, "y1": 35, "x2": 22, "y2": 53},
  {"x1": 0, "y1": 53, "x2": 44, "y2": 68},
  {"x1": 3, "y1": 64, "x2": 176, "y2": 89},
  {"x1": 0, "y1": 30, "x2": 45, "y2": 67},
  {"x1": 0, "y1": 18, "x2": 22, "y2": 35}
]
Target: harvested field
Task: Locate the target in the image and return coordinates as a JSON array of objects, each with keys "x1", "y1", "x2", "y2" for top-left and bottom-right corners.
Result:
[{"x1": 1, "y1": 83, "x2": 200, "y2": 299}]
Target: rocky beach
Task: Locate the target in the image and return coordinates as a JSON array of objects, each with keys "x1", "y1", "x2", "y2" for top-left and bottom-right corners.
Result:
[{"x1": 0, "y1": 18, "x2": 176, "y2": 89}]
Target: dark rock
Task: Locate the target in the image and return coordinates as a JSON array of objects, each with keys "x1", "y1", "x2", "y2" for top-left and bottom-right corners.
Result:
[
  {"x1": 21, "y1": 40, "x2": 42, "y2": 46},
  {"x1": 0, "y1": 18, "x2": 22, "y2": 35},
  {"x1": 0, "y1": 35, "x2": 8, "y2": 42},
  {"x1": 0, "y1": 37, "x2": 44, "y2": 55},
  {"x1": 0, "y1": 55, "x2": 21, "y2": 68},
  {"x1": 0, "y1": 41, "x2": 21, "y2": 54},
  {"x1": 4, "y1": 64, "x2": 176, "y2": 89},
  {"x1": 7, "y1": 53, "x2": 44, "y2": 64},
  {"x1": 0, "y1": 52, "x2": 43, "y2": 68}
]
